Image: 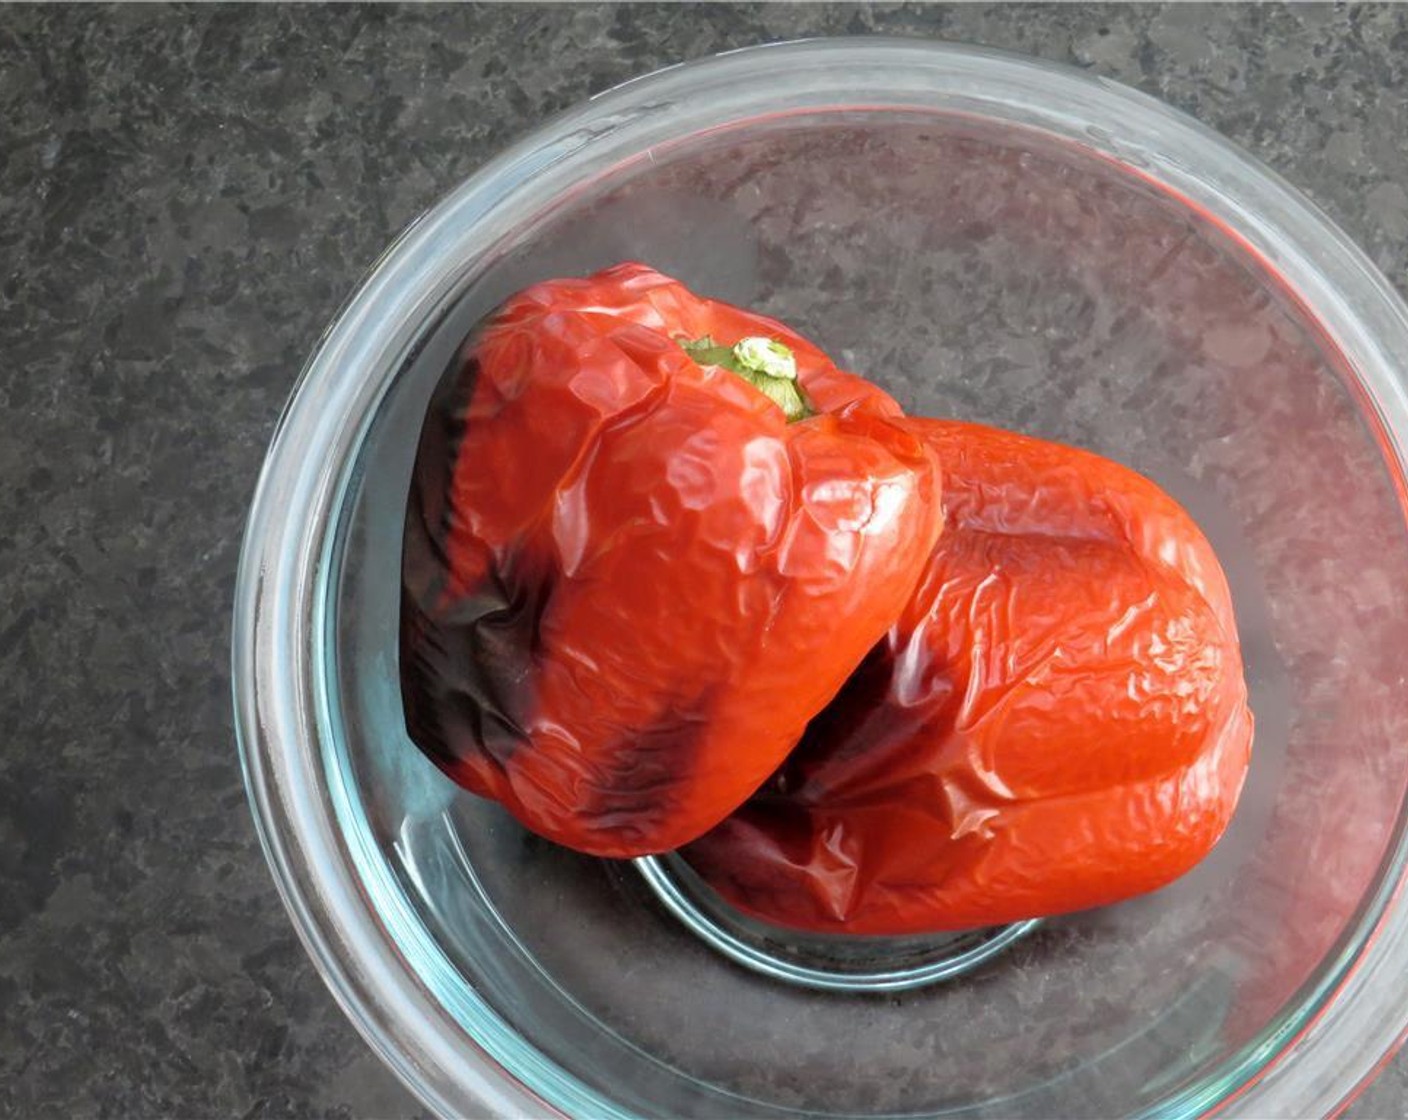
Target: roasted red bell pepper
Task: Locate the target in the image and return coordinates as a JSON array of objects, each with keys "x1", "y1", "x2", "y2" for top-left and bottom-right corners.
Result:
[
  {"x1": 400, "y1": 263, "x2": 943, "y2": 857},
  {"x1": 684, "y1": 419, "x2": 1254, "y2": 933}
]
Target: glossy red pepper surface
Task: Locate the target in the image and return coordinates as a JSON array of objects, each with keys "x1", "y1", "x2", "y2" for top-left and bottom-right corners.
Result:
[
  {"x1": 684, "y1": 419, "x2": 1254, "y2": 933},
  {"x1": 400, "y1": 264, "x2": 943, "y2": 857}
]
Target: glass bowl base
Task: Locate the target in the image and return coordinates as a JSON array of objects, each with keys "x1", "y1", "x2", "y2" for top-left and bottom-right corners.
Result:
[{"x1": 634, "y1": 853, "x2": 1041, "y2": 993}]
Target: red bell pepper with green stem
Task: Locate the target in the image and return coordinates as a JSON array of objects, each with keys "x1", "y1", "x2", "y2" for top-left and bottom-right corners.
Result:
[{"x1": 400, "y1": 263, "x2": 943, "y2": 857}]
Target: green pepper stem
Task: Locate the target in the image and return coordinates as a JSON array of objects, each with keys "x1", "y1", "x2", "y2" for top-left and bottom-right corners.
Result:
[{"x1": 680, "y1": 335, "x2": 815, "y2": 422}]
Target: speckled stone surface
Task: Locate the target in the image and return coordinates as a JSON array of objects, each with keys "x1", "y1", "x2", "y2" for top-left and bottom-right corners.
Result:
[{"x1": 1, "y1": 4, "x2": 1406, "y2": 1118}]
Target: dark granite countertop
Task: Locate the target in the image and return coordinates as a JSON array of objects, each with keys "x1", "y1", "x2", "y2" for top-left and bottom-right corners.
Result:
[{"x1": 2, "y1": 4, "x2": 1406, "y2": 1117}]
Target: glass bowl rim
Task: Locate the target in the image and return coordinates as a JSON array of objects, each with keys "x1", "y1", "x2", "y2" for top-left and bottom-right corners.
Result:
[{"x1": 232, "y1": 36, "x2": 1408, "y2": 1120}]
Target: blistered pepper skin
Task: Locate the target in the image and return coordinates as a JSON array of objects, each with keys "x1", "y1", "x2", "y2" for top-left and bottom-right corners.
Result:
[
  {"x1": 684, "y1": 419, "x2": 1254, "y2": 933},
  {"x1": 400, "y1": 264, "x2": 943, "y2": 858}
]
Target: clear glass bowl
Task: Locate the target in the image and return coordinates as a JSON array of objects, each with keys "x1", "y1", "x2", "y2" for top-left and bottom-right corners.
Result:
[{"x1": 233, "y1": 39, "x2": 1408, "y2": 1119}]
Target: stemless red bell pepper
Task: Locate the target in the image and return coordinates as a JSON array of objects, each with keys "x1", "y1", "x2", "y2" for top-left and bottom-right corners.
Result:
[
  {"x1": 400, "y1": 263, "x2": 943, "y2": 858},
  {"x1": 684, "y1": 419, "x2": 1254, "y2": 933}
]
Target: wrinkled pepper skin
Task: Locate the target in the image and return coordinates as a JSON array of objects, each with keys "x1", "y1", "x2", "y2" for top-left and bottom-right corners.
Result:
[
  {"x1": 400, "y1": 264, "x2": 944, "y2": 857},
  {"x1": 684, "y1": 419, "x2": 1254, "y2": 933}
]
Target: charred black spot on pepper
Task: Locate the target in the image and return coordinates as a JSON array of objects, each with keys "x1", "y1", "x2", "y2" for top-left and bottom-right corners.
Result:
[
  {"x1": 402, "y1": 347, "x2": 479, "y2": 611},
  {"x1": 400, "y1": 347, "x2": 555, "y2": 773},
  {"x1": 576, "y1": 688, "x2": 719, "y2": 850}
]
